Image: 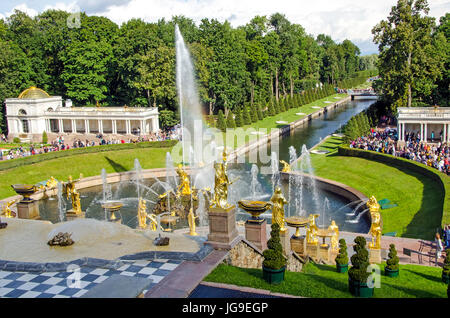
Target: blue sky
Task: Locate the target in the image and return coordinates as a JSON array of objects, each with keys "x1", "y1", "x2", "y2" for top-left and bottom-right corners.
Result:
[{"x1": 1, "y1": 0, "x2": 448, "y2": 55}]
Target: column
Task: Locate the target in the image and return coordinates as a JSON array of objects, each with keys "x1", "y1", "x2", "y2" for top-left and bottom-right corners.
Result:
[
  {"x1": 424, "y1": 123, "x2": 428, "y2": 143},
  {"x1": 402, "y1": 122, "x2": 405, "y2": 142},
  {"x1": 85, "y1": 120, "x2": 90, "y2": 134},
  {"x1": 112, "y1": 120, "x2": 117, "y2": 134},
  {"x1": 98, "y1": 120, "x2": 103, "y2": 134},
  {"x1": 126, "y1": 120, "x2": 131, "y2": 135},
  {"x1": 140, "y1": 120, "x2": 144, "y2": 135},
  {"x1": 71, "y1": 119, "x2": 76, "y2": 133},
  {"x1": 443, "y1": 123, "x2": 447, "y2": 143},
  {"x1": 59, "y1": 119, "x2": 63, "y2": 133},
  {"x1": 420, "y1": 123, "x2": 423, "y2": 142}
]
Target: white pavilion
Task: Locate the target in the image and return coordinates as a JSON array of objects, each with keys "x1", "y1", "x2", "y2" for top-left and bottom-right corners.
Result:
[
  {"x1": 5, "y1": 87, "x2": 159, "y2": 142},
  {"x1": 397, "y1": 106, "x2": 450, "y2": 143}
]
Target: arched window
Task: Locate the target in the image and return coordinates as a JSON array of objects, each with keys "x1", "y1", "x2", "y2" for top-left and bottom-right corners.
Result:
[
  {"x1": 47, "y1": 107, "x2": 53, "y2": 112},
  {"x1": 18, "y1": 109, "x2": 27, "y2": 116},
  {"x1": 22, "y1": 120, "x2": 29, "y2": 133}
]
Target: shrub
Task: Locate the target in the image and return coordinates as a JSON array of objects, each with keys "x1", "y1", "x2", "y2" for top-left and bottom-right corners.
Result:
[
  {"x1": 257, "y1": 104, "x2": 264, "y2": 121},
  {"x1": 13, "y1": 137, "x2": 21, "y2": 144},
  {"x1": 386, "y1": 244, "x2": 399, "y2": 271},
  {"x1": 335, "y1": 239, "x2": 349, "y2": 265},
  {"x1": 443, "y1": 251, "x2": 450, "y2": 277},
  {"x1": 262, "y1": 223, "x2": 287, "y2": 270},
  {"x1": 243, "y1": 106, "x2": 252, "y2": 125},
  {"x1": 226, "y1": 112, "x2": 236, "y2": 129},
  {"x1": 235, "y1": 108, "x2": 243, "y2": 127},
  {"x1": 42, "y1": 131, "x2": 48, "y2": 144},
  {"x1": 268, "y1": 103, "x2": 276, "y2": 117},
  {"x1": 250, "y1": 104, "x2": 258, "y2": 123},
  {"x1": 348, "y1": 236, "x2": 370, "y2": 283}
]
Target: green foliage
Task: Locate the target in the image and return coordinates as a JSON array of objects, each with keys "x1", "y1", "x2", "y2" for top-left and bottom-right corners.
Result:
[
  {"x1": 250, "y1": 104, "x2": 258, "y2": 123},
  {"x1": 235, "y1": 108, "x2": 243, "y2": 127},
  {"x1": 41, "y1": 131, "x2": 48, "y2": 144},
  {"x1": 348, "y1": 236, "x2": 370, "y2": 283},
  {"x1": 13, "y1": 137, "x2": 20, "y2": 144},
  {"x1": 443, "y1": 251, "x2": 450, "y2": 277},
  {"x1": 268, "y1": 103, "x2": 276, "y2": 116},
  {"x1": 159, "y1": 109, "x2": 179, "y2": 129},
  {"x1": 217, "y1": 110, "x2": 226, "y2": 132},
  {"x1": 243, "y1": 106, "x2": 252, "y2": 125},
  {"x1": 386, "y1": 244, "x2": 399, "y2": 271},
  {"x1": 335, "y1": 239, "x2": 349, "y2": 265},
  {"x1": 263, "y1": 223, "x2": 287, "y2": 270},
  {"x1": 256, "y1": 104, "x2": 264, "y2": 120},
  {"x1": 226, "y1": 112, "x2": 236, "y2": 128}
]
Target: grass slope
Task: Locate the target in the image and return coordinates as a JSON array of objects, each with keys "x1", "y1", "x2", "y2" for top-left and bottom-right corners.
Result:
[
  {"x1": 0, "y1": 146, "x2": 172, "y2": 199},
  {"x1": 204, "y1": 263, "x2": 447, "y2": 298},
  {"x1": 310, "y1": 136, "x2": 443, "y2": 240}
]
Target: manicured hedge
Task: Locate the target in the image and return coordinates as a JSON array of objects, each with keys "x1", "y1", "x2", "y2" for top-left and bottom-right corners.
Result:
[
  {"x1": 0, "y1": 140, "x2": 178, "y2": 172},
  {"x1": 338, "y1": 145, "x2": 450, "y2": 228}
]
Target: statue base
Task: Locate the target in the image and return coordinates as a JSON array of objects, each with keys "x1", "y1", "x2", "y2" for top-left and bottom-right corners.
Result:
[
  {"x1": 207, "y1": 205, "x2": 239, "y2": 250},
  {"x1": 17, "y1": 200, "x2": 40, "y2": 220},
  {"x1": 290, "y1": 235, "x2": 305, "y2": 255},
  {"x1": 66, "y1": 209, "x2": 86, "y2": 221},
  {"x1": 369, "y1": 247, "x2": 382, "y2": 264},
  {"x1": 280, "y1": 230, "x2": 291, "y2": 256},
  {"x1": 319, "y1": 244, "x2": 330, "y2": 262},
  {"x1": 306, "y1": 242, "x2": 319, "y2": 259},
  {"x1": 245, "y1": 219, "x2": 267, "y2": 252}
]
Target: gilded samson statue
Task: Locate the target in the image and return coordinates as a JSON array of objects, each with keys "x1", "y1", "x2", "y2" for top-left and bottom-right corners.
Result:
[{"x1": 367, "y1": 196, "x2": 382, "y2": 249}]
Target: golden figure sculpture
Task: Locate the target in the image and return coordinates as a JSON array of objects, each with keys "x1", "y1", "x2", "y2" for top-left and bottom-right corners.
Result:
[
  {"x1": 328, "y1": 220, "x2": 339, "y2": 251},
  {"x1": 64, "y1": 175, "x2": 82, "y2": 214},
  {"x1": 45, "y1": 176, "x2": 58, "y2": 189},
  {"x1": 280, "y1": 160, "x2": 291, "y2": 173},
  {"x1": 176, "y1": 164, "x2": 192, "y2": 196},
  {"x1": 367, "y1": 196, "x2": 382, "y2": 249},
  {"x1": 212, "y1": 162, "x2": 231, "y2": 209},
  {"x1": 147, "y1": 214, "x2": 158, "y2": 231},
  {"x1": 270, "y1": 187, "x2": 288, "y2": 233},
  {"x1": 1, "y1": 200, "x2": 17, "y2": 218},
  {"x1": 306, "y1": 214, "x2": 319, "y2": 244},
  {"x1": 137, "y1": 198, "x2": 147, "y2": 229},
  {"x1": 188, "y1": 207, "x2": 199, "y2": 236}
]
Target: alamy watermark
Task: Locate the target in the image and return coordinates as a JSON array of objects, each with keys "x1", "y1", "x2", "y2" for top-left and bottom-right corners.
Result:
[{"x1": 66, "y1": 5, "x2": 81, "y2": 29}]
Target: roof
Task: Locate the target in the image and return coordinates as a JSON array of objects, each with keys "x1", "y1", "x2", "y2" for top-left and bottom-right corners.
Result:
[{"x1": 18, "y1": 87, "x2": 51, "y2": 99}]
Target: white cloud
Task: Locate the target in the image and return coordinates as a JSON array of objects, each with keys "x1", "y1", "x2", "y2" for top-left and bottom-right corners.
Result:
[{"x1": 6, "y1": 3, "x2": 39, "y2": 17}]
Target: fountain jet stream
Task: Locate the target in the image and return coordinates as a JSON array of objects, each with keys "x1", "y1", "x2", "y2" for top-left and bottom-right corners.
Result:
[
  {"x1": 346, "y1": 208, "x2": 369, "y2": 223},
  {"x1": 57, "y1": 182, "x2": 66, "y2": 222}
]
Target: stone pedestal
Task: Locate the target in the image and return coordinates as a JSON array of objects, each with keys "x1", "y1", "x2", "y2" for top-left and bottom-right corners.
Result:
[
  {"x1": 245, "y1": 219, "x2": 267, "y2": 251},
  {"x1": 66, "y1": 209, "x2": 86, "y2": 221},
  {"x1": 306, "y1": 242, "x2": 319, "y2": 259},
  {"x1": 280, "y1": 230, "x2": 291, "y2": 256},
  {"x1": 17, "y1": 200, "x2": 40, "y2": 220},
  {"x1": 207, "y1": 205, "x2": 239, "y2": 250},
  {"x1": 319, "y1": 244, "x2": 330, "y2": 262},
  {"x1": 290, "y1": 235, "x2": 305, "y2": 255},
  {"x1": 369, "y1": 247, "x2": 382, "y2": 264}
]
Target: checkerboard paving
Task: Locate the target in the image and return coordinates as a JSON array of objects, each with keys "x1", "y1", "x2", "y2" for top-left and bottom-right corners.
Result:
[{"x1": 0, "y1": 259, "x2": 182, "y2": 298}]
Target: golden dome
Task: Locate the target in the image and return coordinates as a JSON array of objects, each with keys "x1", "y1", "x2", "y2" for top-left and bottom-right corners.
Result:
[{"x1": 18, "y1": 86, "x2": 50, "y2": 99}]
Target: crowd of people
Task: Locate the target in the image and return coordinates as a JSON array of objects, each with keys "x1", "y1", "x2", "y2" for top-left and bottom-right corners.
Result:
[
  {"x1": 0, "y1": 126, "x2": 182, "y2": 161},
  {"x1": 350, "y1": 127, "x2": 450, "y2": 175}
]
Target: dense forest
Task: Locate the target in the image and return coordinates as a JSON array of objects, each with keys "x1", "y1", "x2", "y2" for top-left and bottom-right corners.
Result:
[{"x1": 0, "y1": 10, "x2": 376, "y2": 132}]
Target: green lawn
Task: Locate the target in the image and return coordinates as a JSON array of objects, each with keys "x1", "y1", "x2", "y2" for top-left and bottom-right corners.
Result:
[
  {"x1": 204, "y1": 263, "x2": 447, "y2": 298},
  {"x1": 309, "y1": 136, "x2": 444, "y2": 240},
  {"x1": 0, "y1": 146, "x2": 172, "y2": 199}
]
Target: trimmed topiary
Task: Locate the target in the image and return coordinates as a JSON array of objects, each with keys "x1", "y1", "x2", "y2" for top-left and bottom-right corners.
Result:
[
  {"x1": 262, "y1": 222, "x2": 286, "y2": 284},
  {"x1": 386, "y1": 244, "x2": 399, "y2": 271},
  {"x1": 335, "y1": 239, "x2": 349, "y2": 272},
  {"x1": 42, "y1": 131, "x2": 48, "y2": 144},
  {"x1": 348, "y1": 236, "x2": 373, "y2": 297}
]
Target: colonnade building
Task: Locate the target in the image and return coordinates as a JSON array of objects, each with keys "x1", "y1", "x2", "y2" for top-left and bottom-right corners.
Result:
[
  {"x1": 5, "y1": 87, "x2": 159, "y2": 142},
  {"x1": 397, "y1": 106, "x2": 450, "y2": 143}
]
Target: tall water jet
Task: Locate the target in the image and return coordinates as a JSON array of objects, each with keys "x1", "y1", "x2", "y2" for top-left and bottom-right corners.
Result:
[
  {"x1": 322, "y1": 197, "x2": 330, "y2": 228},
  {"x1": 196, "y1": 191, "x2": 207, "y2": 226},
  {"x1": 175, "y1": 25, "x2": 206, "y2": 165},
  {"x1": 270, "y1": 152, "x2": 280, "y2": 192},
  {"x1": 57, "y1": 182, "x2": 66, "y2": 222},
  {"x1": 101, "y1": 168, "x2": 112, "y2": 203},
  {"x1": 300, "y1": 145, "x2": 321, "y2": 212},
  {"x1": 250, "y1": 164, "x2": 260, "y2": 198},
  {"x1": 133, "y1": 158, "x2": 143, "y2": 201},
  {"x1": 165, "y1": 152, "x2": 178, "y2": 190},
  {"x1": 288, "y1": 146, "x2": 298, "y2": 216}
]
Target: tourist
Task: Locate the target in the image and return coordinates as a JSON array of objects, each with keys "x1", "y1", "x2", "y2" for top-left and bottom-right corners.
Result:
[{"x1": 436, "y1": 233, "x2": 444, "y2": 259}]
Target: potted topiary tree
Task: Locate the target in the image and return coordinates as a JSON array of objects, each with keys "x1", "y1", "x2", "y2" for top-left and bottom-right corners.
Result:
[
  {"x1": 385, "y1": 244, "x2": 399, "y2": 277},
  {"x1": 348, "y1": 236, "x2": 373, "y2": 298},
  {"x1": 442, "y1": 249, "x2": 450, "y2": 284},
  {"x1": 335, "y1": 239, "x2": 349, "y2": 273},
  {"x1": 262, "y1": 222, "x2": 287, "y2": 284}
]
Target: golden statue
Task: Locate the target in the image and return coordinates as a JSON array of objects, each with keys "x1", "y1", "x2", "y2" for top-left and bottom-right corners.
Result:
[
  {"x1": 306, "y1": 214, "x2": 319, "y2": 244},
  {"x1": 270, "y1": 187, "x2": 288, "y2": 233},
  {"x1": 188, "y1": 207, "x2": 199, "y2": 236},
  {"x1": 137, "y1": 198, "x2": 148, "y2": 229},
  {"x1": 45, "y1": 176, "x2": 58, "y2": 189},
  {"x1": 64, "y1": 175, "x2": 82, "y2": 214},
  {"x1": 1, "y1": 200, "x2": 17, "y2": 218},
  {"x1": 176, "y1": 164, "x2": 192, "y2": 196},
  {"x1": 212, "y1": 161, "x2": 233, "y2": 209},
  {"x1": 147, "y1": 214, "x2": 158, "y2": 231},
  {"x1": 280, "y1": 160, "x2": 291, "y2": 173},
  {"x1": 367, "y1": 196, "x2": 382, "y2": 249},
  {"x1": 328, "y1": 220, "x2": 339, "y2": 251}
]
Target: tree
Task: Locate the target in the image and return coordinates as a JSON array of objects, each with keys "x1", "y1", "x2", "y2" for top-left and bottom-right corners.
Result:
[
  {"x1": 243, "y1": 105, "x2": 252, "y2": 125},
  {"x1": 226, "y1": 112, "x2": 236, "y2": 128},
  {"x1": 372, "y1": 0, "x2": 444, "y2": 110},
  {"x1": 216, "y1": 110, "x2": 226, "y2": 132},
  {"x1": 235, "y1": 108, "x2": 243, "y2": 127},
  {"x1": 385, "y1": 244, "x2": 399, "y2": 271},
  {"x1": 257, "y1": 104, "x2": 264, "y2": 120},
  {"x1": 41, "y1": 131, "x2": 48, "y2": 144},
  {"x1": 250, "y1": 104, "x2": 258, "y2": 123},
  {"x1": 335, "y1": 239, "x2": 349, "y2": 265}
]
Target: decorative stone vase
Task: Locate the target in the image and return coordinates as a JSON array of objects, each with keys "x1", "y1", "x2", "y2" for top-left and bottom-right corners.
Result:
[
  {"x1": 336, "y1": 263, "x2": 348, "y2": 273},
  {"x1": 348, "y1": 277, "x2": 374, "y2": 298},
  {"x1": 442, "y1": 273, "x2": 450, "y2": 284},
  {"x1": 262, "y1": 265, "x2": 285, "y2": 284},
  {"x1": 385, "y1": 267, "x2": 399, "y2": 278}
]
